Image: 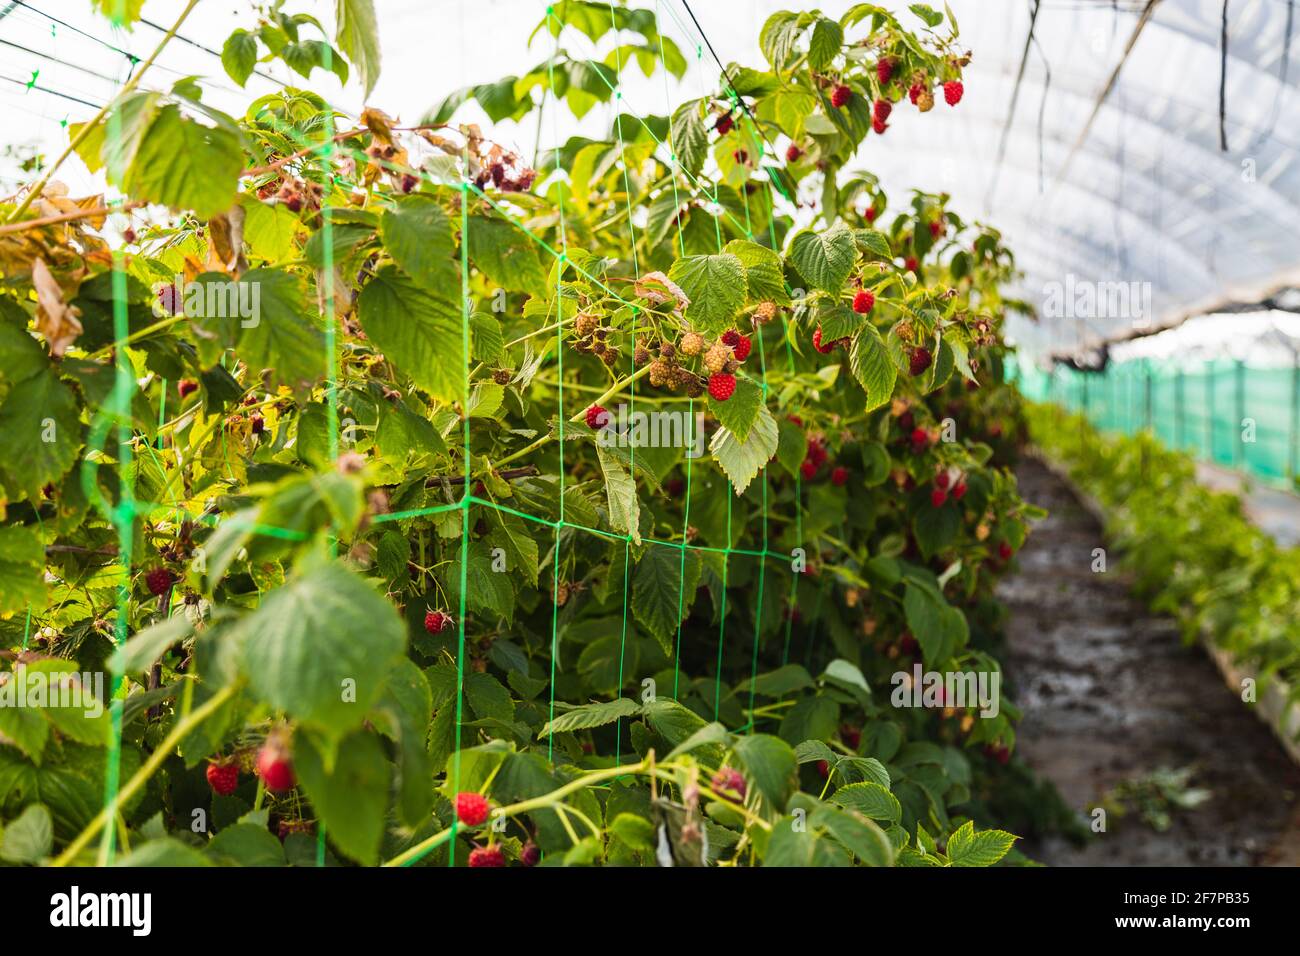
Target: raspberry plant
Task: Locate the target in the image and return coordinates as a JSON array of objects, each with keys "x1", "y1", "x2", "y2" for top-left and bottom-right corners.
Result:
[{"x1": 0, "y1": 0, "x2": 1035, "y2": 867}]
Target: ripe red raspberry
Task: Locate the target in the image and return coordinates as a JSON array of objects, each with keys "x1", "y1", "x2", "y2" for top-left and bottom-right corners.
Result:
[
  {"x1": 984, "y1": 743, "x2": 1010, "y2": 765},
  {"x1": 997, "y1": 540, "x2": 1013, "y2": 561},
  {"x1": 250, "y1": 415, "x2": 265, "y2": 435},
  {"x1": 816, "y1": 760, "x2": 830, "y2": 779},
  {"x1": 732, "y1": 335, "x2": 752, "y2": 361},
  {"x1": 935, "y1": 471, "x2": 950, "y2": 490},
  {"x1": 898, "y1": 410, "x2": 915, "y2": 431},
  {"x1": 157, "y1": 284, "x2": 183, "y2": 316},
  {"x1": 424, "y1": 610, "x2": 452, "y2": 634},
  {"x1": 585, "y1": 404, "x2": 610, "y2": 429},
  {"x1": 909, "y1": 347, "x2": 932, "y2": 377},
  {"x1": 864, "y1": 207, "x2": 877, "y2": 222},
  {"x1": 929, "y1": 219, "x2": 944, "y2": 239},
  {"x1": 455, "y1": 792, "x2": 491, "y2": 827},
  {"x1": 468, "y1": 845, "x2": 506, "y2": 867},
  {"x1": 852, "y1": 290, "x2": 875, "y2": 314},
  {"x1": 931, "y1": 487, "x2": 948, "y2": 507},
  {"x1": 910, "y1": 427, "x2": 930, "y2": 449},
  {"x1": 145, "y1": 567, "x2": 173, "y2": 597},
  {"x1": 715, "y1": 113, "x2": 734, "y2": 135},
  {"x1": 812, "y1": 327, "x2": 837, "y2": 354},
  {"x1": 177, "y1": 379, "x2": 198, "y2": 399},
  {"x1": 952, "y1": 481, "x2": 968, "y2": 500},
  {"x1": 711, "y1": 767, "x2": 747, "y2": 800},
  {"x1": 841, "y1": 723, "x2": 862, "y2": 750},
  {"x1": 256, "y1": 745, "x2": 295, "y2": 792},
  {"x1": 831, "y1": 466, "x2": 849, "y2": 486},
  {"x1": 908, "y1": 81, "x2": 925, "y2": 105},
  {"x1": 876, "y1": 57, "x2": 895, "y2": 86},
  {"x1": 206, "y1": 761, "x2": 239, "y2": 796},
  {"x1": 943, "y1": 80, "x2": 964, "y2": 106},
  {"x1": 806, "y1": 438, "x2": 828, "y2": 467},
  {"x1": 830, "y1": 84, "x2": 852, "y2": 108},
  {"x1": 800, "y1": 459, "x2": 818, "y2": 480},
  {"x1": 904, "y1": 256, "x2": 919, "y2": 272},
  {"x1": 400, "y1": 173, "x2": 418, "y2": 194},
  {"x1": 873, "y1": 99, "x2": 892, "y2": 123},
  {"x1": 520, "y1": 842, "x2": 541, "y2": 866},
  {"x1": 787, "y1": 414, "x2": 803, "y2": 426},
  {"x1": 708, "y1": 373, "x2": 736, "y2": 402},
  {"x1": 123, "y1": 227, "x2": 137, "y2": 244},
  {"x1": 785, "y1": 144, "x2": 802, "y2": 162},
  {"x1": 872, "y1": 117, "x2": 889, "y2": 135}
]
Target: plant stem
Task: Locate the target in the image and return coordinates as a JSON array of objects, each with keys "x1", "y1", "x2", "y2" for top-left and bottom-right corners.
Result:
[
  {"x1": 51, "y1": 682, "x2": 238, "y2": 866},
  {"x1": 5, "y1": 0, "x2": 202, "y2": 224}
]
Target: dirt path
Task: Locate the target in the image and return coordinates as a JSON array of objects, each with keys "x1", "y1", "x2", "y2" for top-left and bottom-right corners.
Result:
[{"x1": 997, "y1": 457, "x2": 1300, "y2": 866}]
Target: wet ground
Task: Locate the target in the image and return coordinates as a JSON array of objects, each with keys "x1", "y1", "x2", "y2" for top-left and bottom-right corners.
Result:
[{"x1": 997, "y1": 457, "x2": 1300, "y2": 866}]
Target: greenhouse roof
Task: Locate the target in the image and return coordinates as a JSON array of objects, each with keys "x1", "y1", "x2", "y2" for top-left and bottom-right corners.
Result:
[{"x1": 2, "y1": 0, "x2": 1296, "y2": 358}]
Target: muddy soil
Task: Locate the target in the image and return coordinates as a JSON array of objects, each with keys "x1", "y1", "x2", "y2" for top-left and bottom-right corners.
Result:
[{"x1": 997, "y1": 457, "x2": 1300, "y2": 866}]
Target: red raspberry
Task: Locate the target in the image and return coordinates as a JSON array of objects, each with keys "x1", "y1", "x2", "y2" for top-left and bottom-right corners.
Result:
[
  {"x1": 732, "y1": 148, "x2": 748, "y2": 165},
  {"x1": 841, "y1": 724, "x2": 862, "y2": 750},
  {"x1": 708, "y1": 373, "x2": 736, "y2": 402},
  {"x1": 943, "y1": 80, "x2": 964, "y2": 106},
  {"x1": 908, "y1": 81, "x2": 925, "y2": 105},
  {"x1": 400, "y1": 174, "x2": 418, "y2": 194},
  {"x1": 910, "y1": 427, "x2": 930, "y2": 449},
  {"x1": 873, "y1": 99, "x2": 892, "y2": 123},
  {"x1": 831, "y1": 466, "x2": 849, "y2": 486},
  {"x1": 585, "y1": 404, "x2": 610, "y2": 429},
  {"x1": 177, "y1": 379, "x2": 198, "y2": 399},
  {"x1": 952, "y1": 481, "x2": 967, "y2": 500},
  {"x1": 711, "y1": 767, "x2": 747, "y2": 800},
  {"x1": 468, "y1": 845, "x2": 506, "y2": 867},
  {"x1": 206, "y1": 761, "x2": 239, "y2": 796},
  {"x1": 872, "y1": 117, "x2": 889, "y2": 135},
  {"x1": 520, "y1": 842, "x2": 541, "y2": 867},
  {"x1": 787, "y1": 415, "x2": 803, "y2": 426},
  {"x1": 250, "y1": 415, "x2": 265, "y2": 435},
  {"x1": 876, "y1": 57, "x2": 895, "y2": 86},
  {"x1": 997, "y1": 541, "x2": 1013, "y2": 561},
  {"x1": 929, "y1": 219, "x2": 944, "y2": 239},
  {"x1": 256, "y1": 745, "x2": 295, "y2": 792},
  {"x1": 812, "y1": 327, "x2": 837, "y2": 354},
  {"x1": 665, "y1": 476, "x2": 686, "y2": 497},
  {"x1": 904, "y1": 256, "x2": 919, "y2": 272},
  {"x1": 123, "y1": 227, "x2": 137, "y2": 244},
  {"x1": 898, "y1": 410, "x2": 915, "y2": 431},
  {"x1": 931, "y1": 487, "x2": 948, "y2": 507},
  {"x1": 816, "y1": 760, "x2": 830, "y2": 779},
  {"x1": 806, "y1": 438, "x2": 828, "y2": 467},
  {"x1": 732, "y1": 335, "x2": 752, "y2": 361},
  {"x1": 785, "y1": 144, "x2": 802, "y2": 162},
  {"x1": 984, "y1": 743, "x2": 1010, "y2": 765},
  {"x1": 157, "y1": 284, "x2": 182, "y2": 316},
  {"x1": 455, "y1": 792, "x2": 491, "y2": 827},
  {"x1": 715, "y1": 113, "x2": 734, "y2": 135},
  {"x1": 935, "y1": 471, "x2": 950, "y2": 490},
  {"x1": 908, "y1": 347, "x2": 933, "y2": 376},
  {"x1": 145, "y1": 567, "x2": 173, "y2": 597},
  {"x1": 852, "y1": 290, "x2": 875, "y2": 314},
  {"x1": 899, "y1": 632, "x2": 920, "y2": 655},
  {"x1": 864, "y1": 207, "x2": 877, "y2": 222},
  {"x1": 830, "y1": 84, "x2": 852, "y2": 108},
  {"x1": 424, "y1": 610, "x2": 452, "y2": 634},
  {"x1": 800, "y1": 460, "x2": 818, "y2": 480}
]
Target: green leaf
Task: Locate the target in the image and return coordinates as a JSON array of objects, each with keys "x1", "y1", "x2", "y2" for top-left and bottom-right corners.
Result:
[
  {"x1": 90, "y1": 0, "x2": 144, "y2": 25},
  {"x1": 732, "y1": 733, "x2": 797, "y2": 808},
  {"x1": 0, "y1": 802, "x2": 51, "y2": 864},
  {"x1": 945, "y1": 820, "x2": 1017, "y2": 866},
  {"x1": 0, "y1": 368, "x2": 82, "y2": 502},
  {"x1": 465, "y1": 671, "x2": 514, "y2": 723},
  {"x1": 708, "y1": 375, "x2": 763, "y2": 442},
  {"x1": 807, "y1": 18, "x2": 844, "y2": 70},
  {"x1": 632, "y1": 542, "x2": 702, "y2": 654},
  {"x1": 486, "y1": 510, "x2": 540, "y2": 587},
  {"x1": 466, "y1": 215, "x2": 549, "y2": 295},
  {"x1": 765, "y1": 819, "x2": 851, "y2": 866},
  {"x1": 812, "y1": 803, "x2": 894, "y2": 865},
  {"x1": 379, "y1": 196, "x2": 455, "y2": 290},
  {"x1": 358, "y1": 264, "x2": 464, "y2": 405},
  {"x1": 902, "y1": 583, "x2": 967, "y2": 665},
  {"x1": 294, "y1": 729, "x2": 390, "y2": 865},
  {"x1": 21, "y1": 660, "x2": 110, "y2": 746},
  {"x1": 724, "y1": 239, "x2": 789, "y2": 305},
  {"x1": 0, "y1": 701, "x2": 49, "y2": 764},
  {"x1": 788, "y1": 223, "x2": 856, "y2": 293},
  {"x1": 206, "y1": 822, "x2": 288, "y2": 866},
  {"x1": 610, "y1": 812, "x2": 655, "y2": 851},
  {"x1": 849, "y1": 324, "x2": 896, "y2": 411},
  {"x1": 710, "y1": 402, "x2": 778, "y2": 494},
  {"x1": 909, "y1": 3, "x2": 945, "y2": 28},
  {"x1": 221, "y1": 29, "x2": 259, "y2": 86},
  {"x1": 122, "y1": 104, "x2": 244, "y2": 218},
  {"x1": 370, "y1": 658, "x2": 433, "y2": 826},
  {"x1": 235, "y1": 558, "x2": 406, "y2": 736},
  {"x1": 831, "y1": 781, "x2": 902, "y2": 823},
  {"x1": 446, "y1": 540, "x2": 515, "y2": 622},
  {"x1": 110, "y1": 614, "x2": 192, "y2": 679},
  {"x1": 207, "y1": 268, "x2": 326, "y2": 397},
  {"x1": 597, "y1": 446, "x2": 641, "y2": 545},
  {"x1": 668, "y1": 254, "x2": 747, "y2": 335},
  {"x1": 114, "y1": 838, "x2": 214, "y2": 867},
  {"x1": 778, "y1": 696, "x2": 839, "y2": 745},
  {"x1": 668, "y1": 98, "x2": 708, "y2": 176},
  {"x1": 538, "y1": 698, "x2": 640, "y2": 738},
  {"x1": 0, "y1": 524, "x2": 45, "y2": 615},
  {"x1": 335, "y1": 0, "x2": 382, "y2": 96}
]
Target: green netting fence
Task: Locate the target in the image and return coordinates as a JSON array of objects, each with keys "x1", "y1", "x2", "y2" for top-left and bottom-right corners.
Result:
[{"x1": 1011, "y1": 353, "x2": 1300, "y2": 489}]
